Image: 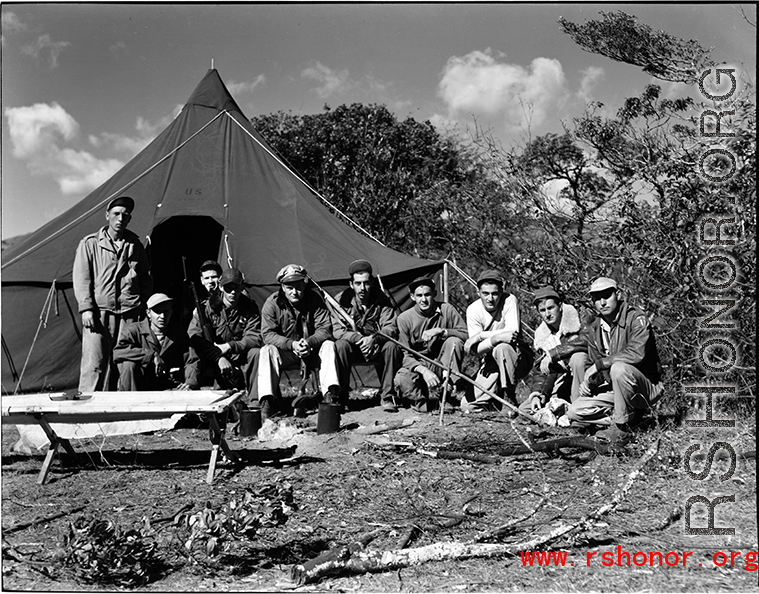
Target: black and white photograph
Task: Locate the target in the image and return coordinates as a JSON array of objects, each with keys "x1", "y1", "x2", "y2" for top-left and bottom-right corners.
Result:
[{"x1": 1, "y1": 3, "x2": 756, "y2": 591}]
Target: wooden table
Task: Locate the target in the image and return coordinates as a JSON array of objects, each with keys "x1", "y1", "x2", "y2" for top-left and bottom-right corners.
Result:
[{"x1": 2, "y1": 390, "x2": 244, "y2": 484}]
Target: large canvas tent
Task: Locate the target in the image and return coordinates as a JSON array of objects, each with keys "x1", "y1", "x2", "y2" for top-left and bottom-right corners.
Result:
[{"x1": 1, "y1": 69, "x2": 443, "y2": 393}]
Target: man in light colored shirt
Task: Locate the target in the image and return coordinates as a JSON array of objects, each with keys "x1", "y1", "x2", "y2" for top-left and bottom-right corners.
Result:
[
  {"x1": 73, "y1": 196, "x2": 152, "y2": 391},
  {"x1": 464, "y1": 270, "x2": 533, "y2": 412}
]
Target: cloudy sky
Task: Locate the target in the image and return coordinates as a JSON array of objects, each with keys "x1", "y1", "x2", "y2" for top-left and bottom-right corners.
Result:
[{"x1": 2, "y1": 3, "x2": 756, "y2": 239}]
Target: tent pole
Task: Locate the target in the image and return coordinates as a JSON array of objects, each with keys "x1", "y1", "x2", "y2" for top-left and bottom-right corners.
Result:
[{"x1": 443, "y1": 261, "x2": 449, "y2": 304}]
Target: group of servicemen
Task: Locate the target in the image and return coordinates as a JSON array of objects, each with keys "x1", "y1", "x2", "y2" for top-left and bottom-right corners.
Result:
[{"x1": 73, "y1": 196, "x2": 664, "y2": 444}]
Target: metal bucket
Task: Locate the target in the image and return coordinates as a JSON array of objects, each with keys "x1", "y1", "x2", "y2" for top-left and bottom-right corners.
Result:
[
  {"x1": 239, "y1": 407, "x2": 262, "y2": 437},
  {"x1": 316, "y1": 402, "x2": 341, "y2": 434}
]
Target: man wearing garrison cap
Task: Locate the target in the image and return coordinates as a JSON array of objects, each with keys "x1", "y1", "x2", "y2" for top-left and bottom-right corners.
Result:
[
  {"x1": 73, "y1": 196, "x2": 153, "y2": 391},
  {"x1": 332, "y1": 260, "x2": 403, "y2": 411},
  {"x1": 463, "y1": 269, "x2": 533, "y2": 412},
  {"x1": 566, "y1": 277, "x2": 663, "y2": 444},
  {"x1": 258, "y1": 264, "x2": 341, "y2": 420},
  {"x1": 521, "y1": 285, "x2": 588, "y2": 415},
  {"x1": 113, "y1": 293, "x2": 199, "y2": 391},
  {"x1": 188, "y1": 267, "x2": 262, "y2": 401}
]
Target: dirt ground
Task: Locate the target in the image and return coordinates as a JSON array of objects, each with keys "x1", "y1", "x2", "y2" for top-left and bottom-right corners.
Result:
[{"x1": 1, "y1": 389, "x2": 757, "y2": 592}]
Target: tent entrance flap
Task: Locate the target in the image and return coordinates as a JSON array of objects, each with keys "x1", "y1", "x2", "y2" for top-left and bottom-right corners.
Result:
[{"x1": 148, "y1": 216, "x2": 224, "y2": 308}]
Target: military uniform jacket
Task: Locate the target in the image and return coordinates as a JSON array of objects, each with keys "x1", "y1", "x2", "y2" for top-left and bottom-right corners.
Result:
[
  {"x1": 188, "y1": 293, "x2": 262, "y2": 365},
  {"x1": 261, "y1": 288, "x2": 332, "y2": 352},
  {"x1": 73, "y1": 227, "x2": 152, "y2": 314},
  {"x1": 332, "y1": 287, "x2": 398, "y2": 345},
  {"x1": 588, "y1": 300, "x2": 663, "y2": 384},
  {"x1": 113, "y1": 319, "x2": 199, "y2": 388}
]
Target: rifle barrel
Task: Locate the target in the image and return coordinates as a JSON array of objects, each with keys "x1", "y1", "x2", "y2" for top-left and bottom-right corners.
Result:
[{"x1": 376, "y1": 331, "x2": 538, "y2": 425}]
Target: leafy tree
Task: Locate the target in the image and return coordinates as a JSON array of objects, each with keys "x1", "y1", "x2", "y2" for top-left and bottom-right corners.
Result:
[
  {"x1": 558, "y1": 11, "x2": 715, "y2": 83},
  {"x1": 252, "y1": 104, "x2": 522, "y2": 272}
]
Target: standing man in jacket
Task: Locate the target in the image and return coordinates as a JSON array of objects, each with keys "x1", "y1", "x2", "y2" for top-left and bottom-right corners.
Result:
[
  {"x1": 332, "y1": 260, "x2": 403, "y2": 411},
  {"x1": 395, "y1": 276, "x2": 468, "y2": 412},
  {"x1": 258, "y1": 264, "x2": 341, "y2": 419},
  {"x1": 188, "y1": 267, "x2": 262, "y2": 401},
  {"x1": 73, "y1": 196, "x2": 152, "y2": 392},
  {"x1": 566, "y1": 277, "x2": 663, "y2": 443}
]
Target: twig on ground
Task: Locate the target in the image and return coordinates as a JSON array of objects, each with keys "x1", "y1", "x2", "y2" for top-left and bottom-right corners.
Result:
[
  {"x1": 4, "y1": 504, "x2": 88, "y2": 534},
  {"x1": 469, "y1": 498, "x2": 546, "y2": 543}
]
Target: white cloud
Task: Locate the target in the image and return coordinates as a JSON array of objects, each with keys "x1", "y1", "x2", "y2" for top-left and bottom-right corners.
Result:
[
  {"x1": 2, "y1": 11, "x2": 28, "y2": 46},
  {"x1": 302, "y1": 61, "x2": 356, "y2": 98},
  {"x1": 578, "y1": 66, "x2": 604, "y2": 103},
  {"x1": 109, "y1": 41, "x2": 126, "y2": 53},
  {"x1": 21, "y1": 33, "x2": 70, "y2": 69},
  {"x1": 227, "y1": 75, "x2": 266, "y2": 96},
  {"x1": 5, "y1": 102, "x2": 79, "y2": 157},
  {"x1": 4, "y1": 102, "x2": 132, "y2": 196},
  {"x1": 56, "y1": 148, "x2": 123, "y2": 195},
  {"x1": 437, "y1": 49, "x2": 569, "y2": 132}
]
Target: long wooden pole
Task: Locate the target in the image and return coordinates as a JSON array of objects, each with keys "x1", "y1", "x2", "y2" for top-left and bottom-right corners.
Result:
[{"x1": 376, "y1": 331, "x2": 538, "y2": 425}]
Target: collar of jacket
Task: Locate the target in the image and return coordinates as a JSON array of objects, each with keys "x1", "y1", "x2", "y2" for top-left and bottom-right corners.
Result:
[
  {"x1": 595, "y1": 299, "x2": 629, "y2": 330},
  {"x1": 96, "y1": 226, "x2": 138, "y2": 249},
  {"x1": 533, "y1": 303, "x2": 580, "y2": 352}
]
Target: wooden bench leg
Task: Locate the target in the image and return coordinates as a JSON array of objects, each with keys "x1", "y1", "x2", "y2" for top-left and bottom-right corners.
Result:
[
  {"x1": 35, "y1": 415, "x2": 78, "y2": 484},
  {"x1": 207, "y1": 411, "x2": 240, "y2": 484}
]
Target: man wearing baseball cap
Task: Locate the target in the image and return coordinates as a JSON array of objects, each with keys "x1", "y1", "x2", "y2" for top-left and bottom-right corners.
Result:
[
  {"x1": 395, "y1": 275, "x2": 468, "y2": 413},
  {"x1": 113, "y1": 293, "x2": 199, "y2": 390},
  {"x1": 463, "y1": 270, "x2": 533, "y2": 412},
  {"x1": 522, "y1": 285, "x2": 588, "y2": 414},
  {"x1": 332, "y1": 259, "x2": 403, "y2": 411},
  {"x1": 73, "y1": 196, "x2": 152, "y2": 391},
  {"x1": 188, "y1": 267, "x2": 262, "y2": 401},
  {"x1": 566, "y1": 277, "x2": 663, "y2": 443},
  {"x1": 258, "y1": 264, "x2": 341, "y2": 419}
]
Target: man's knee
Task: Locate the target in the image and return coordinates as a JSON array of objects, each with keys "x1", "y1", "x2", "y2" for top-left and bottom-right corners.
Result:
[
  {"x1": 334, "y1": 339, "x2": 352, "y2": 358},
  {"x1": 444, "y1": 336, "x2": 464, "y2": 352},
  {"x1": 260, "y1": 344, "x2": 278, "y2": 361},
  {"x1": 493, "y1": 343, "x2": 517, "y2": 358},
  {"x1": 569, "y1": 352, "x2": 587, "y2": 369},
  {"x1": 246, "y1": 347, "x2": 261, "y2": 365},
  {"x1": 319, "y1": 340, "x2": 336, "y2": 356},
  {"x1": 610, "y1": 361, "x2": 635, "y2": 381}
]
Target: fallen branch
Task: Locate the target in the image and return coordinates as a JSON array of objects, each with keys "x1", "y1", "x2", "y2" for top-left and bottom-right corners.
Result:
[
  {"x1": 4, "y1": 503, "x2": 88, "y2": 534},
  {"x1": 417, "y1": 436, "x2": 612, "y2": 465},
  {"x1": 418, "y1": 449, "x2": 500, "y2": 464},
  {"x1": 291, "y1": 437, "x2": 661, "y2": 585},
  {"x1": 355, "y1": 418, "x2": 415, "y2": 435},
  {"x1": 496, "y1": 436, "x2": 612, "y2": 456}
]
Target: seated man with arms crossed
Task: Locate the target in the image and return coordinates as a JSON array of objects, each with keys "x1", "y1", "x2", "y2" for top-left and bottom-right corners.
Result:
[
  {"x1": 566, "y1": 277, "x2": 663, "y2": 443},
  {"x1": 332, "y1": 260, "x2": 403, "y2": 412},
  {"x1": 464, "y1": 270, "x2": 533, "y2": 412},
  {"x1": 395, "y1": 276, "x2": 468, "y2": 413},
  {"x1": 114, "y1": 293, "x2": 199, "y2": 391},
  {"x1": 258, "y1": 264, "x2": 341, "y2": 419}
]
